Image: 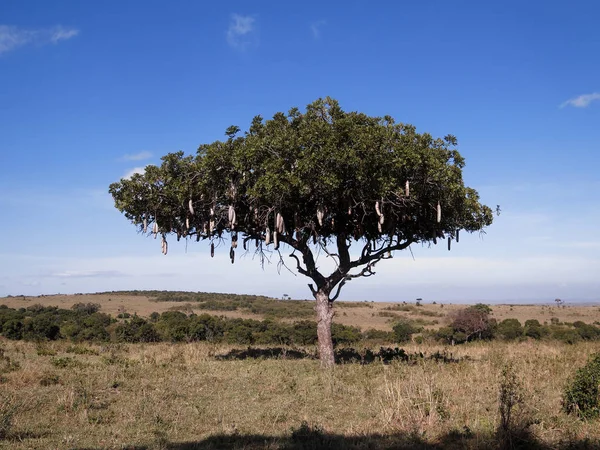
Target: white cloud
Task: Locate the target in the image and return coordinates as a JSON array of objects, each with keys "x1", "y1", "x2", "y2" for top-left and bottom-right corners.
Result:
[
  {"x1": 119, "y1": 151, "x2": 153, "y2": 162},
  {"x1": 50, "y1": 26, "x2": 79, "y2": 43},
  {"x1": 123, "y1": 167, "x2": 146, "y2": 179},
  {"x1": 227, "y1": 14, "x2": 257, "y2": 50},
  {"x1": 0, "y1": 25, "x2": 79, "y2": 55},
  {"x1": 310, "y1": 20, "x2": 326, "y2": 39},
  {"x1": 560, "y1": 92, "x2": 600, "y2": 108},
  {"x1": 2, "y1": 242, "x2": 600, "y2": 301}
]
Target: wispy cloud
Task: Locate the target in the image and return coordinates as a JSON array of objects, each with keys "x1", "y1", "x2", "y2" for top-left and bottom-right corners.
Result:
[
  {"x1": 50, "y1": 26, "x2": 79, "y2": 43},
  {"x1": 119, "y1": 151, "x2": 153, "y2": 162},
  {"x1": 227, "y1": 14, "x2": 257, "y2": 50},
  {"x1": 0, "y1": 25, "x2": 79, "y2": 55},
  {"x1": 52, "y1": 270, "x2": 127, "y2": 279},
  {"x1": 561, "y1": 92, "x2": 600, "y2": 108},
  {"x1": 310, "y1": 20, "x2": 326, "y2": 39},
  {"x1": 123, "y1": 167, "x2": 146, "y2": 179}
]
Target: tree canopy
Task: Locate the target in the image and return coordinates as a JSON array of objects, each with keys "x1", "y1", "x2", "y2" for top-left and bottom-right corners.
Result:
[{"x1": 109, "y1": 97, "x2": 494, "y2": 366}]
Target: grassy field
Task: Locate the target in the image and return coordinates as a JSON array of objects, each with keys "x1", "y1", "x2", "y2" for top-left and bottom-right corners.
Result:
[
  {"x1": 1, "y1": 339, "x2": 600, "y2": 449},
  {"x1": 2, "y1": 291, "x2": 600, "y2": 332},
  {"x1": 1, "y1": 292, "x2": 600, "y2": 449}
]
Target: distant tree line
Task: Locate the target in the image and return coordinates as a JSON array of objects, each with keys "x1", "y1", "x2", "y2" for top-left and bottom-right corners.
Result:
[
  {"x1": 432, "y1": 304, "x2": 600, "y2": 345},
  {"x1": 0, "y1": 302, "x2": 599, "y2": 346},
  {"x1": 0, "y1": 303, "x2": 365, "y2": 346}
]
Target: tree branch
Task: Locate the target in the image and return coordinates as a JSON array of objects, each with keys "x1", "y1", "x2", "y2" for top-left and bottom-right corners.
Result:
[
  {"x1": 319, "y1": 240, "x2": 340, "y2": 268},
  {"x1": 350, "y1": 239, "x2": 412, "y2": 270},
  {"x1": 329, "y1": 278, "x2": 346, "y2": 302},
  {"x1": 289, "y1": 252, "x2": 310, "y2": 278}
]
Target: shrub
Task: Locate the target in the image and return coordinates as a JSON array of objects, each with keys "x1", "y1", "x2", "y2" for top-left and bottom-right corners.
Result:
[
  {"x1": 563, "y1": 353, "x2": 600, "y2": 419},
  {"x1": 188, "y1": 314, "x2": 225, "y2": 342},
  {"x1": 331, "y1": 323, "x2": 361, "y2": 346},
  {"x1": 496, "y1": 319, "x2": 523, "y2": 341},
  {"x1": 524, "y1": 320, "x2": 544, "y2": 340},
  {"x1": 362, "y1": 329, "x2": 394, "y2": 343},
  {"x1": 115, "y1": 317, "x2": 160, "y2": 343},
  {"x1": 497, "y1": 364, "x2": 537, "y2": 449},
  {"x1": 392, "y1": 320, "x2": 418, "y2": 343},
  {"x1": 71, "y1": 303, "x2": 101, "y2": 314},
  {"x1": 2, "y1": 320, "x2": 23, "y2": 340},
  {"x1": 22, "y1": 314, "x2": 61, "y2": 341},
  {"x1": 573, "y1": 322, "x2": 600, "y2": 341},
  {"x1": 225, "y1": 324, "x2": 254, "y2": 344},
  {"x1": 449, "y1": 306, "x2": 494, "y2": 341},
  {"x1": 471, "y1": 303, "x2": 493, "y2": 314},
  {"x1": 256, "y1": 320, "x2": 292, "y2": 346},
  {"x1": 552, "y1": 328, "x2": 581, "y2": 345},
  {"x1": 434, "y1": 327, "x2": 457, "y2": 344},
  {"x1": 291, "y1": 321, "x2": 317, "y2": 345}
]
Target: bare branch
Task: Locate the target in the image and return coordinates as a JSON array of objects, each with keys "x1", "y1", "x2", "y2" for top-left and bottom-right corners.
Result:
[
  {"x1": 277, "y1": 249, "x2": 297, "y2": 276},
  {"x1": 329, "y1": 278, "x2": 346, "y2": 302},
  {"x1": 288, "y1": 252, "x2": 310, "y2": 277},
  {"x1": 319, "y1": 239, "x2": 340, "y2": 268}
]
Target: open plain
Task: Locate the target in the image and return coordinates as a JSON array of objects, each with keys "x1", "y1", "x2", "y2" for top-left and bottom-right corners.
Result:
[{"x1": 0, "y1": 292, "x2": 599, "y2": 449}]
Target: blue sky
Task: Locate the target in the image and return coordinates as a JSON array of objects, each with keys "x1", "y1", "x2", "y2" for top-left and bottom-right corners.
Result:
[{"x1": 1, "y1": 1, "x2": 599, "y2": 303}]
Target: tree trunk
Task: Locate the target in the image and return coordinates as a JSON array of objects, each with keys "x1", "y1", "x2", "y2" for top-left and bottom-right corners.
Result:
[{"x1": 315, "y1": 290, "x2": 335, "y2": 368}]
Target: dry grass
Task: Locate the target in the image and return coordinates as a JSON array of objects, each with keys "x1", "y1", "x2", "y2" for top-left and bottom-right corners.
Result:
[{"x1": 0, "y1": 338, "x2": 599, "y2": 449}]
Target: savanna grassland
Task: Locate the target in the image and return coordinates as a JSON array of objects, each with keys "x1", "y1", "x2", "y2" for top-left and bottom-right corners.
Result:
[
  {"x1": 3, "y1": 291, "x2": 600, "y2": 332},
  {"x1": 1, "y1": 292, "x2": 600, "y2": 449}
]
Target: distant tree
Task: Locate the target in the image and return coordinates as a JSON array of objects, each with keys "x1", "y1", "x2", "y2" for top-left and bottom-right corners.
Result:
[
  {"x1": 555, "y1": 298, "x2": 563, "y2": 308},
  {"x1": 109, "y1": 97, "x2": 494, "y2": 367}
]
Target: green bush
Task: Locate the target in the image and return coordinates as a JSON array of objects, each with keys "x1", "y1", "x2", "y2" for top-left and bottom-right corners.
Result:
[
  {"x1": 434, "y1": 327, "x2": 455, "y2": 344},
  {"x1": 573, "y1": 322, "x2": 600, "y2": 341},
  {"x1": 392, "y1": 320, "x2": 418, "y2": 343},
  {"x1": 115, "y1": 317, "x2": 160, "y2": 343},
  {"x1": 22, "y1": 314, "x2": 61, "y2": 341},
  {"x1": 1, "y1": 320, "x2": 23, "y2": 340},
  {"x1": 563, "y1": 353, "x2": 600, "y2": 419},
  {"x1": 552, "y1": 328, "x2": 581, "y2": 345},
  {"x1": 331, "y1": 323, "x2": 361, "y2": 346},
  {"x1": 362, "y1": 329, "x2": 394, "y2": 342},
  {"x1": 188, "y1": 314, "x2": 224, "y2": 342},
  {"x1": 71, "y1": 303, "x2": 101, "y2": 314},
  {"x1": 496, "y1": 319, "x2": 523, "y2": 341},
  {"x1": 291, "y1": 321, "x2": 317, "y2": 345},
  {"x1": 524, "y1": 319, "x2": 545, "y2": 340}
]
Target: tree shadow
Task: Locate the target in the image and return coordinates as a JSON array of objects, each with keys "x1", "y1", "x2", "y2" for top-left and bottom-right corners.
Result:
[
  {"x1": 215, "y1": 347, "x2": 314, "y2": 361},
  {"x1": 215, "y1": 346, "x2": 463, "y2": 365},
  {"x1": 74, "y1": 426, "x2": 600, "y2": 450}
]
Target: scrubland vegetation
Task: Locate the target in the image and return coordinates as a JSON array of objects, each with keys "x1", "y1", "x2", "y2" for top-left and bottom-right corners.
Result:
[{"x1": 0, "y1": 292, "x2": 599, "y2": 449}]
